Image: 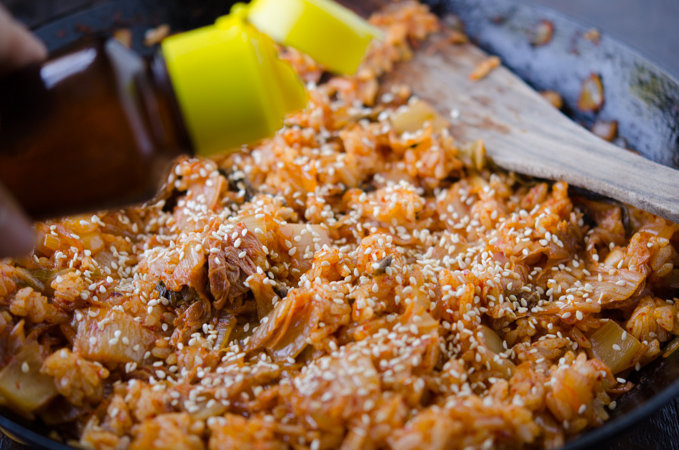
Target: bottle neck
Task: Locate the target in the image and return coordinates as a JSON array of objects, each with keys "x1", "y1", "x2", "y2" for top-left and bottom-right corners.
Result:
[{"x1": 141, "y1": 51, "x2": 194, "y2": 156}]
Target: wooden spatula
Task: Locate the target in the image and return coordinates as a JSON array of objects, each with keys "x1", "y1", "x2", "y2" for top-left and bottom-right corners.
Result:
[{"x1": 382, "y1": 38, "x2": 679, "y2": 222}]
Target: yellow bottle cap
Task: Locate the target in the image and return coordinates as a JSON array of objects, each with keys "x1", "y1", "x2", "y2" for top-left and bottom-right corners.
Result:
[
  {"x1": 247, "y1": 0, "x2": 382, "y2": 75},
  {"x1": 161, "y1": 5, "x2": 307, "y2": 156}
]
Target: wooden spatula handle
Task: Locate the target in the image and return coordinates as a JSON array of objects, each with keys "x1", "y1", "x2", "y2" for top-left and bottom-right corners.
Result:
[
  {"x1": 386, "y1": 42, "x2": 679, "y2": 223},
  {"x1": 490, "y1": 117, "x2": 679, "y2": 223}
]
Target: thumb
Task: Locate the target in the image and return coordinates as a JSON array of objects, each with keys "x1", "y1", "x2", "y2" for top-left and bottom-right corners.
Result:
[
  {"x1": 0, "y1": 4, "x2": 47, "y2": 76},
  {"x1": 0, "y1": 183, "x2": 35, "y2": 258}
]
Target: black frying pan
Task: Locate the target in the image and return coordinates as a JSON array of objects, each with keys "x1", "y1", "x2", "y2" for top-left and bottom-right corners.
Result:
[{"x1": 1, "y1": 0, "x2": 679, "y2": 449}]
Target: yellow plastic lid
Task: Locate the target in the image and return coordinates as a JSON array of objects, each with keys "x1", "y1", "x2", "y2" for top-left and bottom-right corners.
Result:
[
  {"x1": 161, "y1": 5, "x2": 307, "y2": 156},
  {"x1": 247, "y1": 0, "x2": 382, "y2": 75}
]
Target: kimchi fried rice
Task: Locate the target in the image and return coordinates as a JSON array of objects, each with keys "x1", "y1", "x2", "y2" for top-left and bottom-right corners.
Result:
[{"x1": 1, "y1": 2, "x2": 679, "y2": 449}]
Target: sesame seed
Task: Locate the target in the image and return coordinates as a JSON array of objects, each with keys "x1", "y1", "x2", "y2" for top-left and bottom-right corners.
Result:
[{"x1": 4, "y1": 26, "x2": 668, "y2": 445}]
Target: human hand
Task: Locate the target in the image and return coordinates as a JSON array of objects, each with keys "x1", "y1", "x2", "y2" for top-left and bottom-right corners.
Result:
[
  {"x1": 0, "y1": 4, "x2": 46, "y2": 257},
  {"x1": 0, "y1": 4, "x2": 46, "y2": 75}
]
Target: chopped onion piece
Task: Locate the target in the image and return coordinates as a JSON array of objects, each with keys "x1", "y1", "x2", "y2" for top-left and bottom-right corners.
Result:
[
  {"x1": 390, "y1": 99, "x2": 449, "y2": 134},
  {"x1": 214, "y1": 312, "x2": 237, "y2": 349},
  {"x1": 469, "y1": 56, "x2": 501, "y2": 81},
  {"x1": 527, "y1": 19, "x2": 554, "y2": 46},
  {"x1": 477, "y1": 325, "x2": 515, "y2": 376},
  {"x1": 540, "y1": 91, "x2": 563, "y2": 109},
  {"x1": 577, "y1": 73, "x2": 604, "y2": 112},
  {"x1": 0, "y1": 342, "x2": 57, "y2": 413},
  {"x1": 478, "y1": 325, "x2": 505, "y2": 354},
  {"x1": 459, "y1": 139, "x2": 487, "y2": 171},
  {"x1": 591, "y1": 120, "x2": 618, "y2": 142},
  {"x1": 240, "y1": 215, "x2": 274, "y2": 236},
  {"x1": 589, "y1": 320, "x2": 641, "y2": 374},
  {"x1": 74, "y1": 308, "x2": 155, "y2": 364},
  {"x1": 280, "y1": 224, "x2": 330, "y2": 256},
  {"x1": 583, "y1": 28, "x2": 601, "y2": 44},
  {"x1": 189, "y1": 399, "x2": 227, "y2": 421}
]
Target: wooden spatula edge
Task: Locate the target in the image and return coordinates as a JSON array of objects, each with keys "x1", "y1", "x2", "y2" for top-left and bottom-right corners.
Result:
[{"x1": 384, "y1": 41, "x2": 679, "y2": 223}]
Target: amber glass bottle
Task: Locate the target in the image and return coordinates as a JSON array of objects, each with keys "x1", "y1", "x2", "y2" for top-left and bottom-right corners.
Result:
[
  {"x1": 0, "y1": 39, "x2": 188, "y2": 219},
  {"x1": 0, "y1": 8, "x2": 310, "y2": 220},
  {"x1": 0, "y1": 0, "x2": 378, "y2": 219}
]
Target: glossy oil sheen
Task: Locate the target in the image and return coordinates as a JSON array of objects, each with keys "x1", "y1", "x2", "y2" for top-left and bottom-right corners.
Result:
[{"x1": 0, "y1": 39, "x2": 186, "y2": 219}]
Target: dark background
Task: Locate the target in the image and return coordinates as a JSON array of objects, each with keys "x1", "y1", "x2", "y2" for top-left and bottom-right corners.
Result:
[
  {"x1": 1, "y1": 0, "x2": 678, "y2": 449},
  {"x1": 2, "y1": 0, "x2": 679, "y2": 79}
]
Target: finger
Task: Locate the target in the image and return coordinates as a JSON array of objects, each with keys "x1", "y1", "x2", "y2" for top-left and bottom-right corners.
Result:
[
  {"x1": 0, "y1": 184, "x2": 35, "y2": 258},
  {"x1": 0, "y1": 4, "x2": 47, "y2": 75}
]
